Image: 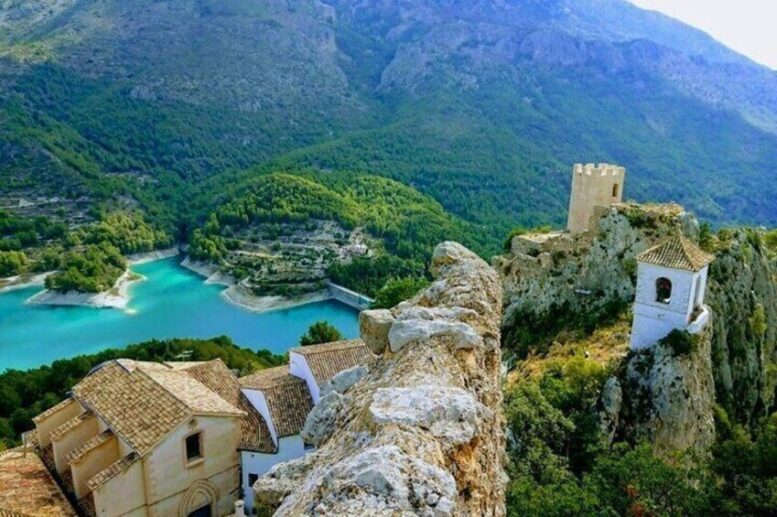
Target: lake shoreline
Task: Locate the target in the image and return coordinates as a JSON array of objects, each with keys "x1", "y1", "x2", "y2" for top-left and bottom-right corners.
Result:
[
  {"x1": 3, "y1": 247, "x2": 179, "y2": 310},
  {"x1": 0, "y1": 272, "x2": 48, "y2": 293},
  {"x1": 221, "y1": 284, "x2": 331, "y2": 314},
  {"x1": 25, "y1": 270, "x2": 145, "y2": 310},
  {"x1": 179, "y1": 257, "x2": 332, "y2": 314},
  {"x1": 128, "y1": 247, "x2": 181, "y2": 265},
  {"x1": 0, "y1": 258, "x2": 361, "y2": 372},
  {"x1": 179, "y1": 257, "x2": 233, "y2": 286},
  {"x1": 3, "y1": 249, "x2": 356, "y2": 315}
]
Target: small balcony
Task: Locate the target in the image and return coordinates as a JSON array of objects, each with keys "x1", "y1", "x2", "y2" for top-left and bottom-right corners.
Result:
[{"x1": 687, "y1": 305, "x2": 711, "y2": 335}]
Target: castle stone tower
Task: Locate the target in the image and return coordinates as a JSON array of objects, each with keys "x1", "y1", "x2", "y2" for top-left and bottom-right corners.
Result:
[
  {"x1": 567, "y1": 163, "x2": 625, "y2": 234},
  {"x1": 630, "y1": 236, "x2": 715, "y2": 350}
]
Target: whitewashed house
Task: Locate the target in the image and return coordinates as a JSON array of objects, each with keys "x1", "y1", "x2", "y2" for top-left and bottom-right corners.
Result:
[
  {"x1": 238, "y1": 339, "x2": 373, "y2": 514},
  {"x1": 288, "y1": 340, "x2": 372, "y2": 404},
  {"x1": 630, "y1": 236, "x2": 715, "y2": 350},
  {"x1": 239, "y1": 366, "x2": 313, "y2": 510}
]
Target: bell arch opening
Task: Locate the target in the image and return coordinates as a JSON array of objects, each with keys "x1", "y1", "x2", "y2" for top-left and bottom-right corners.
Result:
[{"x1": 656, "y1": 277, "x2": 672, "y2": 304}]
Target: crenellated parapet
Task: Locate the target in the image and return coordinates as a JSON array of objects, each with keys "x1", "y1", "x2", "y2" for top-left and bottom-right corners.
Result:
[
  {"x1": 567, "y1": 163, "x2": 626, "y2": 234},
  {"x1": 573, "y1": 163, "x2": 626, "y2": 177}
]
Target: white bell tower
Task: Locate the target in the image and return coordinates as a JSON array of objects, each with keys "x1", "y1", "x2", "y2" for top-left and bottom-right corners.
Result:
[{"x1": 630, "y1": 236, "x2": 715, "y2": 350}]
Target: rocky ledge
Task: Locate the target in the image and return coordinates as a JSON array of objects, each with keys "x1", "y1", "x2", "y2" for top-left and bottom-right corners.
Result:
[{"x1": 253, "y1": 242, "x2": 506, "y2": 516}]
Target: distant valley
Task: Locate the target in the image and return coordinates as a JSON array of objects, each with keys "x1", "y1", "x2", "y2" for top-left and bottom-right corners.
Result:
[{"x1": 2, "y1": 0, "x2": 777, "y2": 294}]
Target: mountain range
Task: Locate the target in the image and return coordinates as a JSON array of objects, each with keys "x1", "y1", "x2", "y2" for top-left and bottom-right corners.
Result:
[{"x1": 2, "y1": 0, "x2": 777, "y2": 252}]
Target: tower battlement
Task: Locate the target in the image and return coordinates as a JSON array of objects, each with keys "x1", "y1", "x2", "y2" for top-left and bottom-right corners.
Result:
[
  {"x1": 573, "y1": 163, "x2": 626, "y2": 177},
  {"x1": 567, "y1": 163, "x2": 626, "y2": 234}
]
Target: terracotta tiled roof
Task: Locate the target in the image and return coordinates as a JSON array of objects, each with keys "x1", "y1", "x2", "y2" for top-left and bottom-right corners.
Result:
[
  {"x1": 49, "y1": 411, "x2": 94, "y2": 443},
  {"x1": 240, "y1": 366, "x2": 314, "y2": 438},
  {"x1": 72, "y1": 362, "x2": 190, "y2": 455},
  {"x1": 38, "y1": 358, "x2": 274, "y2": 458},
  {"x1": 290, "y1": 340, "x2": 373, "y2": 386},
  {"x1": 636, "y1": 236, "x2": 715, "y2": 272},
  {"x1": 86, "y1": 453, "x2": 139, "y2": 491},
  {"x1": 240, "y1": 365, "x2": 295, "y2": 390},
  {"x1": 142, "y1": 369, "x2": 245, "y2": 416},
  {"x1": 183, "y1": 360, "x2": 275, "y2": 453},
  {"x1": 0, "y1": 510, "x2": 27, "y2": 517},
  {"x1": 32, "y1": 398, "x2": 76, "y2": 424},
  {"x1": 71, "y1": 360, "x2": 245, "y2": 456},
  {"x1": 65, "y1": 430, "x2": 115, "y2": 465},
  {"x1": 0, "y1": 450, "x2": 77, "y2": 516}
]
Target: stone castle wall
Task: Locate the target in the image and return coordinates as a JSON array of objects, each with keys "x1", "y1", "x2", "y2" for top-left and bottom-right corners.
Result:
[
  {"x1": 254, "y1": 242, "x2": 506, "y2": 516},
  {"x1": 567, "y1": 163, "x2": 625, "y2": 234}
]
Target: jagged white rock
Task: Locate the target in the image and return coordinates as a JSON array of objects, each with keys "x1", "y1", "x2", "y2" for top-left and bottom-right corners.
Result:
[
  {"x1": 395, "y1": 306, "x2": 478, "y2": 322},
  {"x1": 300, "y1": 391, "x2": 346, "y2": 446},
  {"x1": 388, "y1": 318, "x2": 483, "y2": 352},
  {"x1": 359, "y1": 309, "x2": 395, "y2": 354},
  {"x1": 370, "y1": 385, "x2": 487, "y2": 446},
  {"x1": 598, "y1": 377, "x2": 623, "y2": 443},
  {"x1": 321, "y1": 365, "x2": 369, "y2": 398}
]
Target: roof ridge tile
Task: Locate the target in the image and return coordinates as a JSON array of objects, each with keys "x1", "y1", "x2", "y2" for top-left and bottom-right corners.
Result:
[
  {"x1": 65, "y1": 430, "x2": 115, "y2": 466},
  {"x1": 636, "y1": 235, "x2": 715, "y2": 271},
  {"x1": 86, "y1": 452, "x2": 139, "y2": 491}
]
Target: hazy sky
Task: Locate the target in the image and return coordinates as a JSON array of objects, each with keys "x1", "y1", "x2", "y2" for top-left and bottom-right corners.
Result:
[{"x1": 629, "y1": 0, "x2": 777, "y2": 69}]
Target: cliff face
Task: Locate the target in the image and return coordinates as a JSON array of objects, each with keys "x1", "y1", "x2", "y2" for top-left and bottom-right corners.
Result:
[
  {"x1": 495, "y1": 203, "x2": 698, "y2": 355},
  {"x1": 607, "y1": 322, "x2": 717, "y2": 456},
  {"x1": 254, "y1": 242, "x2": 506, "y2": 516},
  {"x1": 496, "y1": 204, "x2": 776, "y2": 454},
  {"x1": 706, "y1": 230, "x2": 777, "y2": 424}
]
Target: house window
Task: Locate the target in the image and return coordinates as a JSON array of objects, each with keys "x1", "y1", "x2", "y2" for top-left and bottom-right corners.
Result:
[
  {"x1": 656, "y1": 278, "x2": 672, "y2": 304},
  {"x1": 304, "y1": 442, "x2": 316, "y2": 451},
  {"x1": 612, "y1": 183, "x2": 619, "y2": 198},
  {"x1": 248, "y1": 473, "x2": 259, "y2": 488},
  {"x1": 185, "y1": 432, "x2": 203, "y2": 463}
]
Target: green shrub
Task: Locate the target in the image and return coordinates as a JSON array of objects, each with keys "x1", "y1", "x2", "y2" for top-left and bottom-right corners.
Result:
[
  {"x1": 44, "y1": 242, "x2": 127, "y2": 293},
  {"x1": 660, "y1": 329, "x2": 695, "y2": 357},
  {"x1": 699, "y1": 223, "x2": 715, "y2": 252},
  {"x1": 0, "y1": 250, "x2": 28, "y2": 277},
  {"x1": 371, "y1": 277, "x2": 429, "y2": 309},
  {"x1": 749, "y1": 303, "x2": 768, "y2": 339},
  {"x1": 625, "y1": 208, "x2": 656, "y2": 229},
  {"x1": 765, "y1": 230, "x2": 777, "y2": 255}
]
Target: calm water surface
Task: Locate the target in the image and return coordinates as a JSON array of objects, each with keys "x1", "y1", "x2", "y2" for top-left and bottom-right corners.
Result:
[{"x1": 0, "y1": 258, "x2": 359, "y2": 371}]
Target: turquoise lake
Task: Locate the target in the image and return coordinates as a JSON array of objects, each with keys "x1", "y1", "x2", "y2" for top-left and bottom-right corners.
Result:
[{"x1": 0, "y1": 258, "x2": 359, "y2": 371}]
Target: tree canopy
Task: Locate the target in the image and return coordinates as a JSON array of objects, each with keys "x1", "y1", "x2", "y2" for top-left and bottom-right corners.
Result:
[{"x1": 299, "y1": 321, "x2": 344, "y2": 347}]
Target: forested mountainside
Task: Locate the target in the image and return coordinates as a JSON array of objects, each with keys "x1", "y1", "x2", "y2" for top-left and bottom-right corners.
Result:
[{"x1": 2, "y1": 0, "x2": 777, "y2": 260}]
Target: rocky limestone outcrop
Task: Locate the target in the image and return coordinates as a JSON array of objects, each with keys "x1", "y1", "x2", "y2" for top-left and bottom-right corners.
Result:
[
  {"x1": 605, "y1": 322, "x2": 716, "y2": 457},
  {"x1": 496, "y1": 203, "x2": 776, "y2": 454},
  {"x1": 495, "y1": 203, "x2": 698, "y2": 353},
  {"x1": 254, "y1": 242, "x2": 506, "y2": 516}
]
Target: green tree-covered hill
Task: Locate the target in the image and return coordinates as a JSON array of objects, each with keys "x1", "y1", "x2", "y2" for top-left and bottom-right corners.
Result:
[
  {"x1": 190, "y1": 171, "x2": 484, "y2": 294},
  {"x1": 1, "y1": 0, "x2": 776, "y2": 258}
]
